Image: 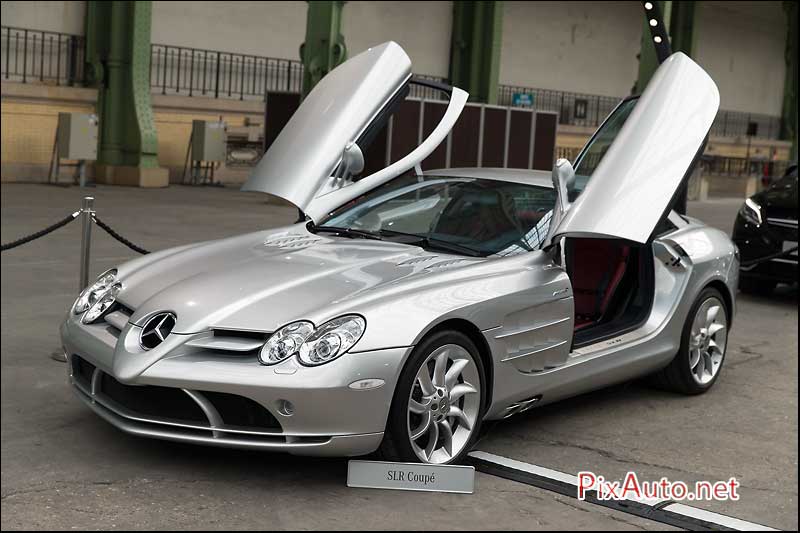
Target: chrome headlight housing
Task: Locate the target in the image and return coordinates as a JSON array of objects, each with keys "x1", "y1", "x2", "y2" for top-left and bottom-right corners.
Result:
[
  {"x1": 73, "y1": 269, "x2": 118, "y2": 314},
  {"x1": 81, "y1": 282, "x2": 122, "y2": 324},
  {"x1": 298, "y1": 315, "x2": 366, "y2": 366},
  {"x1": 258, "y1": 315, "x2": 366, "y2": 367},
  {"x1": 258, "y1": 321, "x2": 314, "y2": 365},
  {"x1": 740, "y1": 198, "x2": 762, "y2": 226}
]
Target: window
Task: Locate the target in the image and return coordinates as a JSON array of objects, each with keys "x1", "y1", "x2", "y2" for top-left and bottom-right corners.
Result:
[{"x1": 571, "y1": 97, "x2": 637, "y2": 199}]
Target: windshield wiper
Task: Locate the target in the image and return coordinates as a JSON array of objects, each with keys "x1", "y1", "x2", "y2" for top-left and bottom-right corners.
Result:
[
  {"x1": 311, "y1": 225, "x2": 383, "y2": 240},
  {"x1": 378, "y1": 229, "x2": 485, "y2": 257}
]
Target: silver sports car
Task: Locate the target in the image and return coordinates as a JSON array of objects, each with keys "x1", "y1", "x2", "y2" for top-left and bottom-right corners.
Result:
[{"x1": 61, "y1": 42, "x2": 737, "y2": 465}]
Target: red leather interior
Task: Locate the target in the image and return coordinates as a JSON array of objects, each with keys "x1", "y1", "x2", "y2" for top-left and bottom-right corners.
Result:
[{"x1": 568, "y1": 239, "x2": 631, "y2": 330}]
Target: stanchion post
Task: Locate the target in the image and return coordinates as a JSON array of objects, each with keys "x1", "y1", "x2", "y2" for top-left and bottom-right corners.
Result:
[{"x1": 79, "y1": 196, "x2": 95, "y2": 291}]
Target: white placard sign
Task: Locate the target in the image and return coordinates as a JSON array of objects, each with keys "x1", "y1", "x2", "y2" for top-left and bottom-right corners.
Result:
[{"x1": 347, "y1": 460, "x2": 475, "y2": 494}]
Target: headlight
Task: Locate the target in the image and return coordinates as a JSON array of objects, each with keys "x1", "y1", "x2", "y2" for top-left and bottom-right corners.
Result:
[
  {"x1": 73, "y1": 269, "x2": 117, "y2": 314},
  {"x1": 258, "y1": 321, "x2": 314, "y2": 365},
  {"x1": 258, "y1": 315, "x2": 366, "y2": 367},
  {"x1": 740, "y1": 198, "x2": 762, "y2": 225},
  {"x1": 81, "y1": 282, "x2": 122, "y2": 324},
  {"x1": 298, "y1": 315, "x2": 366, "y2": 366}
]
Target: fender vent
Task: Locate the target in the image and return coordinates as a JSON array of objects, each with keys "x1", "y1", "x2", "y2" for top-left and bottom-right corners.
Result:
[{"x1": 501, "y1": 395, "x2": 542, "y2": 419}]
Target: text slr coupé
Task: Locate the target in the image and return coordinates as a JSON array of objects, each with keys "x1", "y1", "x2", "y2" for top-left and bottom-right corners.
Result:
[{"x1": 61, "y1": 42, "x2": 738, "y2": 465}]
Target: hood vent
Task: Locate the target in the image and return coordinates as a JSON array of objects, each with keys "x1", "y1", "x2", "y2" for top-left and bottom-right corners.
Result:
[
  {"x1": 397, "y1": 255, "x2": 439, "y2": 267},
  {"x1": 424, "y1": 258, "x2": 477, "y2": 271},
  {"x1": 263, "y1": 235, "x2": 324, "y2": 250}
]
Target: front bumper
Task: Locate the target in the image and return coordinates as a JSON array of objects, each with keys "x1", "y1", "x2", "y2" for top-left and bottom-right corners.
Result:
[
  {"x1": 733, "y1": 215, "x2": 798, "y2": 283},
  {"x1": 61, "y1": 317, "x2": 411, "y2": 457}
]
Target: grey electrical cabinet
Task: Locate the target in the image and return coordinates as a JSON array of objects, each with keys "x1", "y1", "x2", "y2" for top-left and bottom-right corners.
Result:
[
  {"x1": 57, "y1": 113, "x2": 98, "y2": 160},
  {"x1": 191, "y1": 120, "x2": 226, "y2": 162}
]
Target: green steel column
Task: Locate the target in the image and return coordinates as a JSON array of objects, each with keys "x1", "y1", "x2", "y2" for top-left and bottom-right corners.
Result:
[
  {"x1": 781, "y1": 1, "x2": 798, "y2": 160},
  {"x1": 300, "y1": 1, "x2": 347, "y2": 97},
  {"x1": 634, "y1": 1, "x2": 672, "y2": 94},
  {"x1": 669, "y1": 0, "x2": 696, "y2": 56},
  {"x1": 86, "y1": 1, "x2": 166, "y2": 186},
  {"x1": 449, "y1": 1, "x2": 503, "y2": 104}
]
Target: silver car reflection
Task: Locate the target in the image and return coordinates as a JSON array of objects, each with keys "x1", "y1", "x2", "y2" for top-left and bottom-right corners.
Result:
[{"x1": 61, "y1": 42, "x2": 737, "y2": 464}]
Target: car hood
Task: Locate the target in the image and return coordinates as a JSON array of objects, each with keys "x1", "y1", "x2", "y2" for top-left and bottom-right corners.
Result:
[
  {"x1": 120, "y1": 227, "x2": 479, "y2": 334},
  {"x1": 756, "y1": 182, "x2": 798, "y2": 219}
]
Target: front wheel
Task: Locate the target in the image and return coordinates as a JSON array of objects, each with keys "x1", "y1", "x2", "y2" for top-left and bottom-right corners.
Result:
[{"x1": 379, "y1": 330, "x2": 485, "y2": 464}]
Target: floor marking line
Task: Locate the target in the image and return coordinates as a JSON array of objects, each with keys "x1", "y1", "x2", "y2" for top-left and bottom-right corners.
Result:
[{"x1": 467, "y1": 451, "x2": 778, "y2": 532}]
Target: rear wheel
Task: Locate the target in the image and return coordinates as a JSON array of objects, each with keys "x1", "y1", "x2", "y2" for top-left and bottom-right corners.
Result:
[
  {"x1": 651, "y1": 287, "x2": 729, "y2": 395},
  {"x1": 379, "y1": 330, "x2": 485, "y2": 464}
]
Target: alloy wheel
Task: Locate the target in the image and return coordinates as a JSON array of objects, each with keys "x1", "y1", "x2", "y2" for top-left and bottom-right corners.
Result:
[{"x1": 406, "y1": 344, "x2": 481, "y2": 464}]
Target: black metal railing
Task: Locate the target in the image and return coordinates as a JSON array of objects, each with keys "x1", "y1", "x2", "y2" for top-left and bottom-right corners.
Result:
[
  {"x1": 149, "y1": 44, "x2": 303, "y2": 99},
  {"x1": 498, "y1": 84, "x2": 621, "y2": 129},
  {"x1": 500, "y1": 83, "x2": 783, "y2": 140},
  {"x1": 1, "y1": 26, "x2": 85, "y2": 85},
  {"x1": 710, "y1": 110, "x2": 781, "y2": 140},
  {"x1": 699, "y1": 155, "x2": 791, "y2": 178},
  {"x1": 2, "y1": 25, "x2": 786, "y2": 141}
]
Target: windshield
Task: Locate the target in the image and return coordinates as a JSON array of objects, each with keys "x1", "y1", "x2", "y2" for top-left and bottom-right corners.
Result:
[{"x1": 319, "y1": 173, "x2": 556, "y2": 257}]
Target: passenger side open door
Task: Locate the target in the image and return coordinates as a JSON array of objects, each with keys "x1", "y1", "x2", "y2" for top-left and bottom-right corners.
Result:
[{"x1": 550, "y1": 53, "x2": 719, "y2": 244}]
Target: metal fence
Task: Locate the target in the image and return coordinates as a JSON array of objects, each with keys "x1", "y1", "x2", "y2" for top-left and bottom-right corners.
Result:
[
  {"x1": 1, "y1": 26, "x2": 85, "y2": 85},
  {"x1": 150, "y1": 44, "x2": 303, "y2": 99},
  {"x1": 498, "y1": 84, "x2": 621, "y2": 129},
  {"x1": 699, "y1": 155, "x2": 791, "y2": 178},
  {"x1": 710, "y1": 110, "x2": 781, "y2": 140},
  {"x1": 499, "y1": 83, "x2": 784, "y2": 141},
  {"x1": 2, "y1": 25, "x2": 787, "y2": 141}
]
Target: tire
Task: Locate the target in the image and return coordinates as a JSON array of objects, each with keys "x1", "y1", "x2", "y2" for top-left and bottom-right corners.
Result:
[
  {"x1": 651, "y1": 287, "x2": 729, "y2": 395},
  {"x1": 378, "y1": 330, "x2": 486, "y2": 464},
  {"x1": 739, "y1": 276, "x2": 777, "y2": 295}
]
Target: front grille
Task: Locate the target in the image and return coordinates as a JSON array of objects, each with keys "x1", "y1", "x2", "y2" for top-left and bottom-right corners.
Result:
[
  {"x1": 100, "y1": 373, "x2": 208, "y2": 422},
  {"x1": 70, "y1": 355, "x2": 282, "y2": 434},
  {"x1": 766, "y1": 220, "x2": 799, "y2": 243},
  {"x1": 71, "y1": 356, "x2": 96, "y2": 389},
  {"x1": 202, "y1": 391, "x2": 281, "y2": 429},
  {"x1": 213, "y1": 329, "x2": 269, "y2": 342}
]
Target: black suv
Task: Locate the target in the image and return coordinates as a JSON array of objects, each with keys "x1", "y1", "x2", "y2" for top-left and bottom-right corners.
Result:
[{"x1": 733, "y1": 163, "x2": 798, "y2": 294}]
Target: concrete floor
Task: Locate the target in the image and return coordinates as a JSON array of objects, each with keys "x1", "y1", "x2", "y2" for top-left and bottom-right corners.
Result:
[{"x1": 1, "y1": 184, "x2": 796, "y2": 530}]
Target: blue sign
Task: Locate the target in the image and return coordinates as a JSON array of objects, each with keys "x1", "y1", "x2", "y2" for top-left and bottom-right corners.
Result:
[{"x1": 512, "y1": 93, "x2": 534, "y2": 108}]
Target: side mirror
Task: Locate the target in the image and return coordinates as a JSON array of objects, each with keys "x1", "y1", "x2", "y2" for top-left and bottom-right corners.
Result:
[
  {"x1": 334, "y1": 142, "x2": 365, "y2": 181},
  {"x1": 552, "y1": 158, "x2": 575, "y2": 211}
]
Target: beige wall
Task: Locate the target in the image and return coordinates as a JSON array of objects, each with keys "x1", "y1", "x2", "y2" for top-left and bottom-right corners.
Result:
[
  {"x1": 693, "y1": 1, "x2": 786, "y2": 115},
  {"x1": 343, "y1": 1, "x2": 453, "y2": 77},
  {"x1": 151, "y1": 1, "x2": 306, "y2": 60},
  {"x1": 1, "y1": 0, "x2": 86, "y2": 34},
  {"x1": 0, "y1": 83, "x2": 262, "y2": 183},
  {"x1": 499, "y1": 1, "x2": 642, "y2": 97},
  {"x1": 1, "y1": 0, "x2": 790, "y2": 118},
  {"x1": 152, "y1": 1, "x2": 453, "y2": 76}
]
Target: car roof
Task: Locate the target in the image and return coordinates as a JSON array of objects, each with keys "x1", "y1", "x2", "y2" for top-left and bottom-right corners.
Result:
[{"x1": 423, "y1": 167, "x2": 553, "y2": 188}]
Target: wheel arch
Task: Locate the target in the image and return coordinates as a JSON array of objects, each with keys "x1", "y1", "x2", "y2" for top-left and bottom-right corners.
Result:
[
  {"x1": 704, "y1": 279, "x2": 734, "y2": 327},
  {"x1": 420, "y1": 318, "x2": 494, "y2": 412}
]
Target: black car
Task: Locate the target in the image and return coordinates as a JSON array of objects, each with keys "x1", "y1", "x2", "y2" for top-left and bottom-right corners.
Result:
[{"x1": 733, "y1": 163, "x2": 798, "y2": 294}]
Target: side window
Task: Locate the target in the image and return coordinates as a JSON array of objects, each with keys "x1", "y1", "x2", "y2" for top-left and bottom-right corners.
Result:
[{"x1": 571, "y1": 98, "x2": 637, "y2": 200}]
